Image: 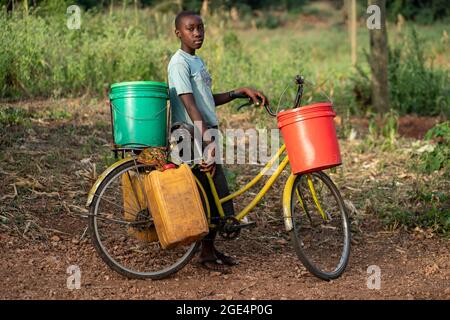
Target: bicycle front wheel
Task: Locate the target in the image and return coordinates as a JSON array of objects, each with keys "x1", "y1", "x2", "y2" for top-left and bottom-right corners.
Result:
[
  {"x1": 289, "y1": 171, "x2": 351, "y2": 280},
  {"x1": 88, "y1": 160, "x2": 199, "y2": 279}
]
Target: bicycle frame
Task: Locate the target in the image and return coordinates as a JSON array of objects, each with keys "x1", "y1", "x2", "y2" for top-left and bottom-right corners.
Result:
[
  {"x1": 203, "y1": 144, "x2": 291, "y2": 224},
  {"x1": 202, "y1": 142, "x2": 329, "y2": 231}
]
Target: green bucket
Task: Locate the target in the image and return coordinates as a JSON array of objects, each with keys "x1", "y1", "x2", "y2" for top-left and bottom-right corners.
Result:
[{"x1": 109, "y1": 81, "x2": 169, "y2": 148}]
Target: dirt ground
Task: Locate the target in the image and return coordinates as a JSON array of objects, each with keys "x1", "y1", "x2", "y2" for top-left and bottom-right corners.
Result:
[
  {"x1": 0, "y1": 221, "x2": 449, "y2": 300},
  {"x1": 0, "y1": 99, "x2": 448, "y2": 300}
]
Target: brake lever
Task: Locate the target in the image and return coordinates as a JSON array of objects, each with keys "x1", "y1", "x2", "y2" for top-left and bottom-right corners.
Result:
[{"x1": 237, "y1": 98, "x2": 253, "y2": 111}]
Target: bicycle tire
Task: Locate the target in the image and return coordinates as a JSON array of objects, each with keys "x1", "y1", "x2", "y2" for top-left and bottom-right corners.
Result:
[
  {"x1": 289, "y1": 171, "x2": 351, "y2": 280},
  {"x1": 88, "y1": 160, "x2": 200, "y2": 279}
]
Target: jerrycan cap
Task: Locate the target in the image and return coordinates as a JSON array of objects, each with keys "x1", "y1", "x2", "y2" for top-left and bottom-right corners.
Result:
[{"x1": 162, "y1": 163, "x2": 177, "y2": 171}]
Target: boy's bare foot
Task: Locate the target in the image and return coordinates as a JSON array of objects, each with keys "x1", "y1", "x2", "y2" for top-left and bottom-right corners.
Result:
[{"x1": 214, "y1": 249, "x2": 239, "y2": 266}]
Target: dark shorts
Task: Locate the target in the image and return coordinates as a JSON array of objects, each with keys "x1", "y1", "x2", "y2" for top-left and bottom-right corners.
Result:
[
  {"x1": 192, "y1": 164, "x2": 235, "y2": 221},
  {"x1": 170, "y1": 123, "x2": 235, "y2": 221}
]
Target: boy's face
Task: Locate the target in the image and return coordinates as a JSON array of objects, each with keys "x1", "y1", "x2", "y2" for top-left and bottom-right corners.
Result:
[{"x1": 175, "y1": 15, "x2": 205, "y2": 51}]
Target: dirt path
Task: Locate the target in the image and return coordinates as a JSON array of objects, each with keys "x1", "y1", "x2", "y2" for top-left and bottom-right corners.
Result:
[
  {"x1": 1, "y1": 220, "x2": 449, "y2": 300},
  {"x1": 0, "y1": 99, "x2": 448, "y2": 300}
]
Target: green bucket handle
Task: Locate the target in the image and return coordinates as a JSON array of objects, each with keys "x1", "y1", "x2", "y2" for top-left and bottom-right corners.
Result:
[{"x1": 110, "y1": 101, "x2": 167, "y2": 121}]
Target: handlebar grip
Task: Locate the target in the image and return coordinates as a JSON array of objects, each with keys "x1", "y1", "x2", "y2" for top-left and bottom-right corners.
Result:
[
  {"x1": 237, "y1": 99, "x2": 253, "y2": 111},
  {"x1": 237, "y1": 100, "x2": 277, "y2": 117}
]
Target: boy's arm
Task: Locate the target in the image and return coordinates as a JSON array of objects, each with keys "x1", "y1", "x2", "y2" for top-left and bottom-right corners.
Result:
[
  {"x1": 179, "y1": 93, "x2": 209, "y2": 136},
  {"x1": 212, "y1": 91, "x2": 234, "y2": 106},
  {"x1": 169, "y1": 62, "x2": 209, "y2": 135},
  {"x1": 213, "y1": 88, "x2": 269, "y2": 107},
  {"x1": 179, "y1": 93, "x2": 216, "y2": 172}
]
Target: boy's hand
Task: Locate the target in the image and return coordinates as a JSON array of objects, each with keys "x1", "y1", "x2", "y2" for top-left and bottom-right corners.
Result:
[
  {"x1": 200, "y1": 141, "x2": 217, "y2": 176},
  {"x1": 234, "y1": 87, "x2": 269, "y2": 107}
]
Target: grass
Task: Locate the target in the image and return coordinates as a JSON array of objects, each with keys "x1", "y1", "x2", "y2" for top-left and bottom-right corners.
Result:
[
  {"x1": 0, "y1": 107, "x2": 31, "y2": 126},
  {"x1": 379, "y1": 188, "x2": 450, "y2": 236}
]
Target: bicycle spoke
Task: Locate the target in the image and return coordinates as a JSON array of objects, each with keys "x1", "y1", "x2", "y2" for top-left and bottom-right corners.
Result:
[{"x1": 92, "y1": 188, "x2": 141, "y2": 219}]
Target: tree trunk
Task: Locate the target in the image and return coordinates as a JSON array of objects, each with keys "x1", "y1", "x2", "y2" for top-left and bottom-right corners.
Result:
[
  {"x1": 7, "y1": 0, "x2": 14, "y2": 13},
  {"x1": 369, "y1": 0, "x2": 389, "y2": 114}
]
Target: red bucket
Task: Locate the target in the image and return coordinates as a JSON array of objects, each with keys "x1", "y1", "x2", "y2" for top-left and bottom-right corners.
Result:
[{"x1": 277, "y1": 102, "x2": 342, "y2": 174}]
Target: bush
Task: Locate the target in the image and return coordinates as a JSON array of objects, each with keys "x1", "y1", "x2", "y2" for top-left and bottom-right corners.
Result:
[
  {"x1": 385, "y1": 206, "x2": 449, "y2": 237},
  {"x1": 352, "y1": 29, "x2": 450, "y2": 116},
  {"x1": 387, "y1": 0, "x2": 450, "y2": 24},
  {"x1": 0, "y1": 107, "x2": 31, "y2": 127},
  {"x1": 255, "y1": 13, "x2": 282, "y2": 29},
  {"x1": 419, "y1": 121, "x2": 450, "y2": 173},
  {"x1": 0, "y1": 9, "x2": 172, "y2": 99},
  {"x1": 365, "y1": 109, "x2": 399, "y2": 151}
]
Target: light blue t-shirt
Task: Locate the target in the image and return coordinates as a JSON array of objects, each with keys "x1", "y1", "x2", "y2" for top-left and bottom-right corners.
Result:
[{"x1": 168, "y1": 49, "x2": 218, "y2": 127}]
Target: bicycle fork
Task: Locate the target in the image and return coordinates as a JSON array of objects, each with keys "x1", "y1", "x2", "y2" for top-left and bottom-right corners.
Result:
[{"x1": 282, "y1": 173, "x2": 329, "y2": 232}]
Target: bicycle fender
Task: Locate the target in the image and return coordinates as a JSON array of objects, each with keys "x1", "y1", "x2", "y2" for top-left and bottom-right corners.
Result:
[
  {"x1": 86, "y1": 157, "x2": 134, "y2": 207},
  {"x1": 282, "y1": 173, "x2": 297, "y2": 232}
]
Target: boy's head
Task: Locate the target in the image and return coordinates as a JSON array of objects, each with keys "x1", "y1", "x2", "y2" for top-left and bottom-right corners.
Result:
[{"x1": 174, "y1": 11, "x2": 204, "y2": 51}]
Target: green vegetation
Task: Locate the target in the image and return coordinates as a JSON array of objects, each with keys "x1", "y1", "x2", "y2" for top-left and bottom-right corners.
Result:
[
  {"x1": 379, "y1": 187, "x2": 450, "y2": 237},
  {"x1": 1, "y1": 3, "x2": 448, "y2": 118},
  {"x1": 364, "y1": 110, "x2": 399, "y2": 151},
  {"x1": 419, "y1": 121, "x2": 450, "y2": 173},
  {"x1": 0, "y1": 107, "x2": 31, "y2": 126},
  {"x1": 386, "y1": 0, "x2": 450, "y2": 24},
  {"x1": 352, "y1": 29, "x2": 450, "y2": 116}
]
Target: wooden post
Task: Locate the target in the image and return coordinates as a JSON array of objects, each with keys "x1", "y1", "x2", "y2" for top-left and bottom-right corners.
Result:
[
  {"x1": 134, "y1": 0, "x2": 138, "y2": 26},
  {"x1": 201, "y1": 0, "x2": 209, "y2": 17},
  {"x1": 177, "y1": 0, "x2": 183, "y2": 11},
  {"x1": 24, "y1": 0, "x2": 29, "y2": 16},
  {"x1": 369, "y1": 0, "x2": 389, "y2": 114},
  {"x1": 350, "y1": 0, "x2": 357, "y2": 66}
]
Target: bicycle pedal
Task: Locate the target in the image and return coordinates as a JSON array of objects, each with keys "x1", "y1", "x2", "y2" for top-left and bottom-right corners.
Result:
[{"x1": 236, "y1": 221, "x2": 257, "y2": 229}]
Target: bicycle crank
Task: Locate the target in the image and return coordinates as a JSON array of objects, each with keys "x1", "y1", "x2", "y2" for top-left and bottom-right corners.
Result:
[{"x1": 219, "y1": 217, "x2": 256, "y2": 240}]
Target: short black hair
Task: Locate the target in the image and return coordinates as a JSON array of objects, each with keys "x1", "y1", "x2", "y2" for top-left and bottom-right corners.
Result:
[{"x1": 175, "y1": 11, "x2": 200, "y2": 29}]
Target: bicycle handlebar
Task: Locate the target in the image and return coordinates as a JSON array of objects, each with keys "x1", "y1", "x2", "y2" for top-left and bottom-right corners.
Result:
[
  {"x1": 236, "y1": 98, "x2": 277, "y2": 117},
  {"x1": 235, "y1": 74, "x2": 305, "y2": 117}
]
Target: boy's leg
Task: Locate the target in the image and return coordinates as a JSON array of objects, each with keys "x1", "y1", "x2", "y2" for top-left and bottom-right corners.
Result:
[
  {"x1": 192, "y1": 164, "x2": 234, "y2": 218},
  {"x1": 192, "y1": 165, "x2": 237, "y2": 270},
  {"x1": 191, "y1": 166, "x2": 220, "y2": 259}
]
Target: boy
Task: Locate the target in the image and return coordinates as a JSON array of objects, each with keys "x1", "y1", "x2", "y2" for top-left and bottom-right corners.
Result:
[{"x1": 168, "y1": 11, "x2": 268, "y2": 273}]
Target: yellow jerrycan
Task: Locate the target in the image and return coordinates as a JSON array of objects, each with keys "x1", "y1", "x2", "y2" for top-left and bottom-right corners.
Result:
[
  {"x1": 121, "y1": 171, "x2": 159, "y2": 243},
  {"x1": 144, "y1": 163, "x2": 209, "y2": 249}
]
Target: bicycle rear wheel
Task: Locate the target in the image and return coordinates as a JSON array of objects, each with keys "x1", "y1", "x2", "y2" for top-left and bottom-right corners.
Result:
[
  {"x1": 88, "y1": 160, "x2": 199, "y2": 279},
  {"x1": 289, "y1": 171, "x2": 350, "y2": 280}
]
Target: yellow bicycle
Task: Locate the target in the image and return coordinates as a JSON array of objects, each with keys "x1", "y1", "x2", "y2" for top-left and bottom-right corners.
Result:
[{"x1": 86, "y1": 77, "x2": 351, "y2": 281}]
